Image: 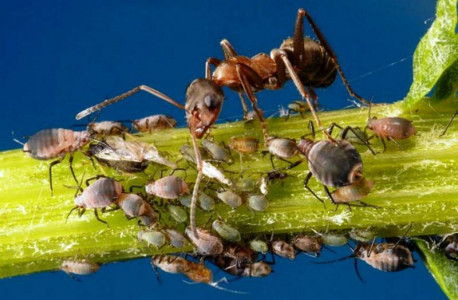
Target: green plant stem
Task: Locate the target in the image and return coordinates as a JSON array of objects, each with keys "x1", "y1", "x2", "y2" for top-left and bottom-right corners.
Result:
[{"x1": 0, "y1": 99, "x2": 457, "y2": 279}]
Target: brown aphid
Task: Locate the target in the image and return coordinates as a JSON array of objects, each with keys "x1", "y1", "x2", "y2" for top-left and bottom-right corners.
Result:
[
  {"x1": 441, "y1": 234, "x2": 457, "y2": 261},
  {"x1": 61, "y1": 259, "x2": 99, "y2": 276},
  {"x1": 265, "y1": 136, "x2": 300, "y2": 169},
  {"x1": 292, "y1": 234, "x2": 323, "y2": 257},
  {"x1": 22, "y1": 128, "x2": 90, "y2": 195},
  {"x1": 151, "y1": 255, "x2": 212, "y2": 284},
  {"x1": 87, "y1": 121, "x2": 129, "y2": 138},
  {"x1": 185, "y1": 227, "x2": 224, "y2": 256},
  {"x1": 229, "y1": 137, "x2": 259, "y2": 154},
  {"x1": 331, "y1": 177, "x2": 375, "y2": 208},
  {"x1": 116, "y1": 193, "x2": 158, "y2": 227},
  {"x1": 145, "y1": 175, "x2": 188, "y2": 199},
  {"x1": 355, "y1": 243, "x2": 415, "y2": 273},
  {"x1": 132, "y1": 114, "x2": 177, "y2": 133},
  {"x1": 272, "y1": 240, "x2": 296, "y2": 260},
  {"x1": 67, "y1": 177, "x2": 123, "y2": 225},
  {"x1": 367, "y1": 108, "x2": 416, "y2": 152}
]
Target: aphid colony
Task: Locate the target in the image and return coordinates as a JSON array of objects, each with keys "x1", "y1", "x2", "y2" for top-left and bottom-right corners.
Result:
[{"x1": 17, "y1": 6, "x2": 446, "y2": 287}]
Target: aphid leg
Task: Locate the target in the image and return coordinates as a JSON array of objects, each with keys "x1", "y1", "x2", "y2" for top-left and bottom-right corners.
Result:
[
  {"x1": 150, "y1": 260, "x2": 163, "y2": 285},
  {"x1": 341, "y1": 126, "x2": 376, "y2": 155},
  {"x1": 387, "y1": 137, "x2": 402, "y2": 149},
  {"x1": 68, "y1": 154, "x2": 82, "y2": 192},
  {"x1": 48, "y1": 158, "x2": 63, "y2": 196},
  {"x1": 129, "y1": 185, "x2": 144, "y2": 193},
  {"x1": 93, "y1": 209, "x2": 109, "y2": 226},
  {"x1": 368, "y1": 238, "x2": 376, "y2": 257},
  {"x1": 303, "y1": 172, "x2": 325, "y2": 207},
  {"x1": 65, "y1": 206, "x2": 80, "y2": 223},
  {"x1": 269, "y1": 154, "x2": 276, "y2": 169},
  {"x1": 380, "y1": 137, "x2": 387, "y2": 153},
  {"x1": 235, "y1": 64, "x2": 269, "y2": 141},
  {"x1": 272, "y1": 49, "x2": 322, "y2": 129},
  {"x1": 76, "y1": 85, "x2": 185, "y2": 120},
  {"x1": 77, "y1": 208, "x2": 86, "y2": 217},
  {"x1": 297, "y1": 8, "x2": 370, "y2": 105},
  {"x1": 440, "y1": 110, "x2": 457, "y2": 136}
]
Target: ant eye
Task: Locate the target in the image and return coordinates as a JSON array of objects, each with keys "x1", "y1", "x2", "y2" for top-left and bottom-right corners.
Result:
[{"x1": 204, "y1": 94, "x2": 219, "y2": 110}]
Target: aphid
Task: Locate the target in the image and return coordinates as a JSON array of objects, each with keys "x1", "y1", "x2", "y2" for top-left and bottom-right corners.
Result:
[
  {"x1": 235, "y1": 177, "x2": 257, "y2": 193},
  {"x1": 145, "y1": 175, "x2": 189, "y2": 199},
  {"x1": 151, "y1": 255, "x2": 212, "y2": 284},
  {"x1": 87, "y1": 121, "x2": 129, "y2": 138},
  {"x1": 249, "y1": 239, "x2": 269, "y2": 254},
  {"x1": 440, "y1": 111, "x2": 458, "y2": 136},
  {"x1": 285, "y1": 100, "x2": 311, "y2": 120},
  {"x1": 292, "y1": 234, "x2": 323, "y2": 257},
  {"x1": 67, "y1": 177, "x2": 123, "y2": 225},
  {"x1": 272, "y1": 240, "x2": 296, "y2": 260},
  {"x1": 185, "y1": 227, "x2": 224, "y2": 256},
  {"x1": 330, "y1": 177, "x2": 375, "y2": 208},
  {"x1": 165, "y1": 229, "x2": 188, "y2": 249},
  {"x1": 138, "y1": 229, "x2": 166, "y2": 249},
  {"x1": 132, "y1": 114, "x2": 177, "y2": 133},
  {"x1": 116, "y1": 193, "x2": 158, "y2": 227},
  {"x1": 217, "y1": 190, "x2": 243, "y2": 209},
  {"x1": 167, "y1": 205, "x2": 188, "y2": 223},
  {"x1": 212, "y1": 220, "x2": 241, "y2": 242},
  {"x1": 366, "y1": 106, "x2": 416, "y2": 152},
  {"x1": 439, "y1": 233, "x2": 457, "y2": 261},
  {"x1": 247, "y1": 194, "x2": 269, "y2": 212},
  {"x1": 60, "y1": 259, "x2": 99, "y2": 276},
  {"x1": 349, "y1": 228, "x2": 376, "y2": 243},
  {"x1": 214, "y1": 243, "x2": 266, "y2": 277},
  {"x1": 87, "y1": 136, "x2": 176, "y2": 172},
  {"x1": 265, "y1": 136, "x2": 300, "y2": 168},
  {"x1": 322, "y1": 232, "x2": 348, "y2": 247},
  {"x1": 198, "y1": 192, "x2": 215, "y2": 211},
  {"x1": 21, "y1": 128, "x2": 90, "y2": 194},
  {"x1": 229, "y1": 137, "x2": 259, "y2": 154},
  {"x1": 355, "y1": 243, "x2": 415, "y2": 273},
  {"x1": 179, "y1": 194, "x2": 192, "y2": 208},
  {"x1": 339, "y1": 126, "x2": 371, "y2": 145},
  {"x1": 297, "y1": 133, "x2": 364, "y2": 205},
  {"x1": 202, "y1": 139, "x2": 232, "y2": 164}
]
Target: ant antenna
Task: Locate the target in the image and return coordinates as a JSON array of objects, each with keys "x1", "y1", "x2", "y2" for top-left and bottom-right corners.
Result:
[{"x1": 76, "y1": 85, "x2": 185, "y2": 120}]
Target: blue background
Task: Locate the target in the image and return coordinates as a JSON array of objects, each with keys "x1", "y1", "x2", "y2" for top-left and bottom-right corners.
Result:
[{"x1": 0, "y1": 1, "x2": 446, "y2": 299}]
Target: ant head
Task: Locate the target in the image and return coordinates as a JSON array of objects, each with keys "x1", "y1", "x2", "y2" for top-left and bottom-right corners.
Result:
[{"x1": 185, "y1": 79, "x2": 224, "y2": 138}]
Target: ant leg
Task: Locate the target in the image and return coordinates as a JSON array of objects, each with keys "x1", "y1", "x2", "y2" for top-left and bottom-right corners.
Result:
[
  {"x1": 297, "y1": 8, "x2": 370, "y2": 105},
  {"x1": 271, "y1": 49, "x2": 322, "y2": 129},
  {"x1": 342, "y1": 126, "x2": 376, "y2": 155},
  {"x1": 49, "y1": 158, "x2": 63, "y2": 196},
  {"x1": 238, "y1": 93, "x2": 249, "y2": 120},
  {"x1": 189, "y1": 131, "x2": 203, "y2": 238},
  {"x1": 76, "y1": 85, "x2": 185, "y2": 120},
  {"x1": 220, "y1": 39, "x2": 238, "y2": 60},
  {"x1": 235, "y1": 64, "x2": 269, "y2": 141},
  {"x1": 440, "y1": 111, "x2": 458, "y2": 136},
  {"x1": 327, "y1": 122, "x2": 343, "y2": 136},
  {"x1": 308, "y1": 87, "x2": 319, "y2": 108},
  {"x1": 303, "y1": 172, "x2": 325, "y2": 205},
  {"x1": 269, "y1": 155, "x2": 276, "y2": 170},
  {"x1": 205, "y1": 57, "x2": 222, "y2": 80},
  {"x1": 323, "y1": 185, "x2": 336, "y2": 204}
]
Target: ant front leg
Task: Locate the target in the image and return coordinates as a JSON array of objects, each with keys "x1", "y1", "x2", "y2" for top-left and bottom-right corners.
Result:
[
  {"x1": 296, "y1": 8, "x2": 370, "y2": 105},
  {"x1": 341, "y1": 126, "x2": 376, "y2": 155},
  {"x1": 205, "y1": 57, "x2": 222, "y2": 80},
  {"x1": 303, "y1": 172, "x2": 325, "y2": 207},
  {"x1": 220, "y1": 39, "x2": 238, "y2": 60},
  {"x1": 440, "y1": 110, "x2": 458, "y2": 136},
  {"x1": 235, "y1": 64, "x2": 269, "y2": 142}
]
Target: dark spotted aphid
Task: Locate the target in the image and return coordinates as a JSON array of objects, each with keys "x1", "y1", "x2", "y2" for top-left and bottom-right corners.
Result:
[
  {"x1": 272, "y1": 239, "x2": 296, "y2": 260},
  {"x1": 22, "y1": 128, "x2": 90, "y2": 195},
  {"x1": 366, "y1": 106, "x2": 416, "y2": 152},
  {"x1": 145, "y1": 175, "x2": 189, "y2": 200},
  {"x1": 60, "y1": 259, "x2": 99, "y2": 277},
  {"x1": 87, "y1": 136, "x2": 176, "y2": 173},
  {"x1": 67, "y1": 177, "x2": 123, "y2": 225},
  {"x1": 355, "y1": 243, "x2": 415, "y2": 273},
  {"x1": 151, "y1": 255, "x2": 212, "y2": 284},
  {"x1": 132, "y1": 115, "x2": 177, "y2": 133}
]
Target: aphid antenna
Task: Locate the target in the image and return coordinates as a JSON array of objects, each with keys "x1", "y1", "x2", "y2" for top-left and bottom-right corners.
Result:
[
  {"x1": 391, "y1": 222, "x2": 413, "y2": 249},
  {"x1": 65, "y1": 206, "x2": 81, "y2": 224},
  {"x1": 311, "y1": 253, "x2": 355, "y2": 265},
  {"x1": 11, "y1": 131, "x2": 25, "y2": 146},
  {"x1": 150, "y1": 261, "x2": 163, "y2": 285},
  {"x1": 440, "y1": 110, "x2": 458, "y2": 136}
]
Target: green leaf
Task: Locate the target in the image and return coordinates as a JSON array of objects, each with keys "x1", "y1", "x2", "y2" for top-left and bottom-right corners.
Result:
[
  {"x1": 404, "y1": 0, "x2": 458, "y2": 108},
  {"x1": 416, "y1": 239, "x2": 458, "y2": 299},
  {"x1": 434, "y1": 59, "x2": 458, "y2": 100}
]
